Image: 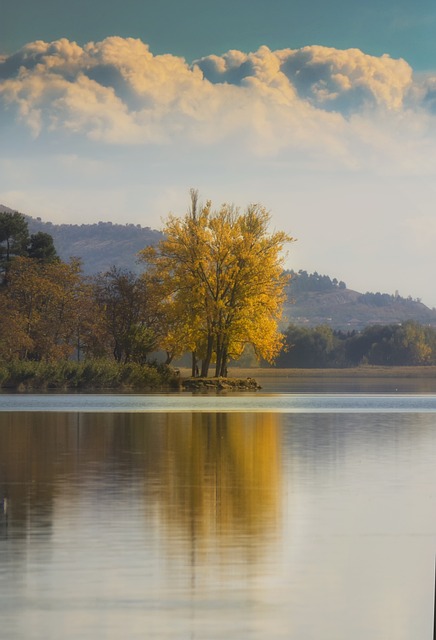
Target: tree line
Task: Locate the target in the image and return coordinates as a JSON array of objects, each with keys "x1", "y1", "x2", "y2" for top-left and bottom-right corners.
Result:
[
  {"x1": 288, "y1": 270, "x2": 422, "y2": 307},
  {"x1": 287, "y1": 269, "x2": 346, "y2": 294},
  {"x1": 276, "y1": 322, "x2": 436, "y2": 368}
]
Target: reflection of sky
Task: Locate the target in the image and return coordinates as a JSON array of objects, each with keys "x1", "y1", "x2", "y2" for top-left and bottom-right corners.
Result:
[
  {"x1": 1, "y1": 409, "x2": 436, "y2": 638},
  {"x1": 280, "y1": 412, "x2": 436, "y2": 639},
  {"x1": 3, "y1": 392, "x2": 436, "y2": 412}
]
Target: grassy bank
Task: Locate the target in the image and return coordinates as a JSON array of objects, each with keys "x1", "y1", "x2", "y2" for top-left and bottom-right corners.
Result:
[
  {"x1": 227, "y1": 365, "x2": 436, "y2": 379},
  {"x1": 177, "y1": 365, "x2": 436, "y2": 379},
  {"x1": 0, "y1": 360, "x2": 181, "y2": 391}
]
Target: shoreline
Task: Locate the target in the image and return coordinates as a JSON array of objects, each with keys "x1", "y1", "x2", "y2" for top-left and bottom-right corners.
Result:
[
  {"x1": 226, "y1": 366, "x2": 436, "y2": 379},
  {"x1": 3, "y1": 364, "x2": 436, "y2": 393}
]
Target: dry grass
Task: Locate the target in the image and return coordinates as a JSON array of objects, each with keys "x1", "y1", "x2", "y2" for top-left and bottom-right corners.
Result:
[{"x1": 227, "y1": 366, "x2": 436, "y2": 379}]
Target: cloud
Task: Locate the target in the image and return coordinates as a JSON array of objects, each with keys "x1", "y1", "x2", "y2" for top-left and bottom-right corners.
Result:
[
  {"x1": 195, "y1": 44, "x2": 413, "y2": 112},
  {"x1": 0, "y1": 37, "x2": 436, "y2": 172}
]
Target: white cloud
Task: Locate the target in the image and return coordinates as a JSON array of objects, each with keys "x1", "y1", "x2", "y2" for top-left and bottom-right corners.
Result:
[
  {"x1": 1, "y1": 36, "x2": 433, "y2": 169},
  {"x1": 196, "y1": 44, "x2": 413, "y2": 112}
]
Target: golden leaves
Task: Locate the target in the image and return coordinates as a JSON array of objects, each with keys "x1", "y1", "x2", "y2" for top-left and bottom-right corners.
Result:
[{"x1": 140, "y1": 197, "x2": 294, "y2": 374}]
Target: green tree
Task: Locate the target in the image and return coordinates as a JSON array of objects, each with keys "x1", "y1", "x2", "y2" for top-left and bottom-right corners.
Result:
[
  {"x1": 277, "y1": 324, "x2": 336, "y2": 368},
  {"x1": 0, "y1": 211, "x2": 30, "y2": 281},
  {"x1": 28, "y1": 231, "x2": 59, "y2": 263},
  {"x1": 92, "y1": 267, "x2": 159, "y2": 363}
]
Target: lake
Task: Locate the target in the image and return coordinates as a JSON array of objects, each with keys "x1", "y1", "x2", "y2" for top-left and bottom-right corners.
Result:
[{"x1": 1, "y1": 380, "x2": 436, "y2": 639}]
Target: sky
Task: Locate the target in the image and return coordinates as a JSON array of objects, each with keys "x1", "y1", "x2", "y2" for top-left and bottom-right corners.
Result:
[{"x1": 2, "y1": 1, "x2": 436, "y2": 305}]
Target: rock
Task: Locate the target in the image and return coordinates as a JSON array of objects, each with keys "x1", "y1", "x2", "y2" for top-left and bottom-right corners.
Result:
[{"x1": 182, "y1": 376, "x2": 261, "y2": 391}]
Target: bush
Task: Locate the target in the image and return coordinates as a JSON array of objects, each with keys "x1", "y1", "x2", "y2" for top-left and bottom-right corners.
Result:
[{"x1": 0, "y1": 359, "x2": 181, "y2": 391}]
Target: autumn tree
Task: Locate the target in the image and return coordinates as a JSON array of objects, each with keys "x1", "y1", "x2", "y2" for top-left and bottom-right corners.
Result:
[
  {"x1": 141, "y1": 193, "x2": 293, "y2": 377},
  {"x1": 1, "y1": 256, "x2": 84, "y2": 361},
  {"x1": 0, "y1": 291, "x2": 33, "y2": 361}
]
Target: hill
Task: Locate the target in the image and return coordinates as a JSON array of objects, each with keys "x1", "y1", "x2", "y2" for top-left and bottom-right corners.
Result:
[
  {"x1": 284, "y1": 270, "x2": 436, "y2": 330},
  {"x1": 0, "y1": 205, "x2": 163, "y2": 274},
  {"x1": 26, "y1": 217, "x2": 163, "y2": 275}
]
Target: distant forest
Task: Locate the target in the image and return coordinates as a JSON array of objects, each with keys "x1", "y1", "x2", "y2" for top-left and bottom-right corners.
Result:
[
  {"x1": 287, "y1": 269, "x2": 346, "y2": 293},
  {"x1": 276, "y1": 321, "x2": 436, "y2": 368},
  {"x1": 288, "y1": 269, "x2": 422, "y2": 306}
]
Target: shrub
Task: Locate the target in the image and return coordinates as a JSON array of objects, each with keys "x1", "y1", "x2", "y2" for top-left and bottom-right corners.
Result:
[{"x1": 0, "y1": 358, "x2": 181, "y2": 390}]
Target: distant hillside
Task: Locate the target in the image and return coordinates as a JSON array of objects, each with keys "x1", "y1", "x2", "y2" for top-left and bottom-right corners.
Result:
[
  {"x1": 285, "y1": 270, "x2": 436, "y2": 329},
  {"x1": 10, "y1": 214, "x2": 162, "y2": 276},
  {"x1": 1, "y1": 205, "x2": 162, "y2": 274}
]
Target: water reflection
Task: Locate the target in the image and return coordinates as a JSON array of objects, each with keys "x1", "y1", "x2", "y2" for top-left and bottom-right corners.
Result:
[
  {"x1": 158, "y1": 412, "x2": 281, "y2": 564},
  {"x1": 0, "y1": 412, "x2": 281, "y2": 557},
  {"x1": 2, "y1": 408, "x2": 436, "y2": 639}
]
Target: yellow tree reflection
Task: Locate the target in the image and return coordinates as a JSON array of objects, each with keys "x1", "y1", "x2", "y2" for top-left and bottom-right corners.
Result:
[{"x1": 158, "y1": 412, "x2": 282, "y2": 560}]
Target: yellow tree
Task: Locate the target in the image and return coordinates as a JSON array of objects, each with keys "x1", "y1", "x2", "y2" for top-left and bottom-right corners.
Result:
[
  {"x1": 3, "y1": 256, "x2": 84, "y2": 361},
  {"x1": 0, "y1": 289, "x2": 33, "y2": 361},
  {"x1": 141, "y1": 193, "x2": 293, "y2": 377}
]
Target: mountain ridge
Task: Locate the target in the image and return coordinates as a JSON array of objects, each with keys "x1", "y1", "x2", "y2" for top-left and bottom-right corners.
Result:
[{"x1": 284, "y1": 288, "x2": 436, "y2": 330}]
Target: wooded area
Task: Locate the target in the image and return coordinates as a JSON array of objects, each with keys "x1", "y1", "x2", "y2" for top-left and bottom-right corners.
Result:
[{"x1": 277, "y1": 322, "x2": 436, "y2": 367}]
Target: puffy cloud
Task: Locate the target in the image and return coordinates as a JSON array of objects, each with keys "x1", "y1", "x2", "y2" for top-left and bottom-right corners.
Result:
[
  {"x1": 195, "y1": 44, "x2": 413, "y2": 112},
  {"x1": 0, "y1": 37, "x2": 206, "y2": 142},
  {"x1": 0, "y1": 36, "x2": 435, "y2": 170},
  {"x1": 278, "y1": 46, "x2": 412, "y2": 112}
]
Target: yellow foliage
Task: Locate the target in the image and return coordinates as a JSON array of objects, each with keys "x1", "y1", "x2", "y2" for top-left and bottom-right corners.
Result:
[{"x1": 140, "y1": 195, "x2": 294, "y2": 375}]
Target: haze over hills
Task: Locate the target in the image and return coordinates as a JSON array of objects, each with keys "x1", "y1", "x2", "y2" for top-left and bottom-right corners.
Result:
[{"x1": 2, "y1": 205, "x2": 436, "y2": 329}]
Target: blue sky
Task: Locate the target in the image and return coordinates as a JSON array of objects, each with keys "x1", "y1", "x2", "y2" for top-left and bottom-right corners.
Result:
[
  {"x1": 3, "y1": 0, "x2": 436, "y2": 69},
  {"x1": 2, "y1": 1, "x2": 436, "y2": 305}
]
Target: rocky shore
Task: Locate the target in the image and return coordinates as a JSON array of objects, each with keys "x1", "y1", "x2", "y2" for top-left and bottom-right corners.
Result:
[{"x1": 182, "y1": 376, "x2": 261, "y2": 391}]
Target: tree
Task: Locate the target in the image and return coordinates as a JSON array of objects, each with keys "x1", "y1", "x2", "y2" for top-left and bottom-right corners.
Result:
[
  {"x1": 141, "y1": 194, "x2": 293, "y2": 377},
  {"x1": 1, "y1": 256, "x2": 84, "y2": 361},
  {"x1": 0, "y1": 211, "x2": 30, "y2": 281},
  {"x1": 0, "y1": 291, "x2": 33, "y2": 361},
  {"x1": 28, "y1": 231, "x2": 59, "y2": 263},
  {"x1": 92, "y1": 267, "x2": 159, "y2": 363},
  {"x1": 277, "y1": 324, "x2": 337, "y2": 368}
]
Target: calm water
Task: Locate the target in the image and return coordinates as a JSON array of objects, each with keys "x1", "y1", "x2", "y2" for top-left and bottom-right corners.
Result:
[{"x1": 1, "y1": 384, "x2": 436, "y2": 639}]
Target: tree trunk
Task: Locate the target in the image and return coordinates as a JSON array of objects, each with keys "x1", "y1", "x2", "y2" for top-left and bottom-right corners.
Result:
[
  {"x1": 215, "y1": 337, "x2": 222, "y2": 377},
  {"x1": 201, "y1": 334, "x2": 214, "y2": 377},
  {"x1": 191, "y1": 351, "x2": 197, "y2": 377},
  {"x1": 219, "y1": 343, "x2": 228, "y2": 377}
]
